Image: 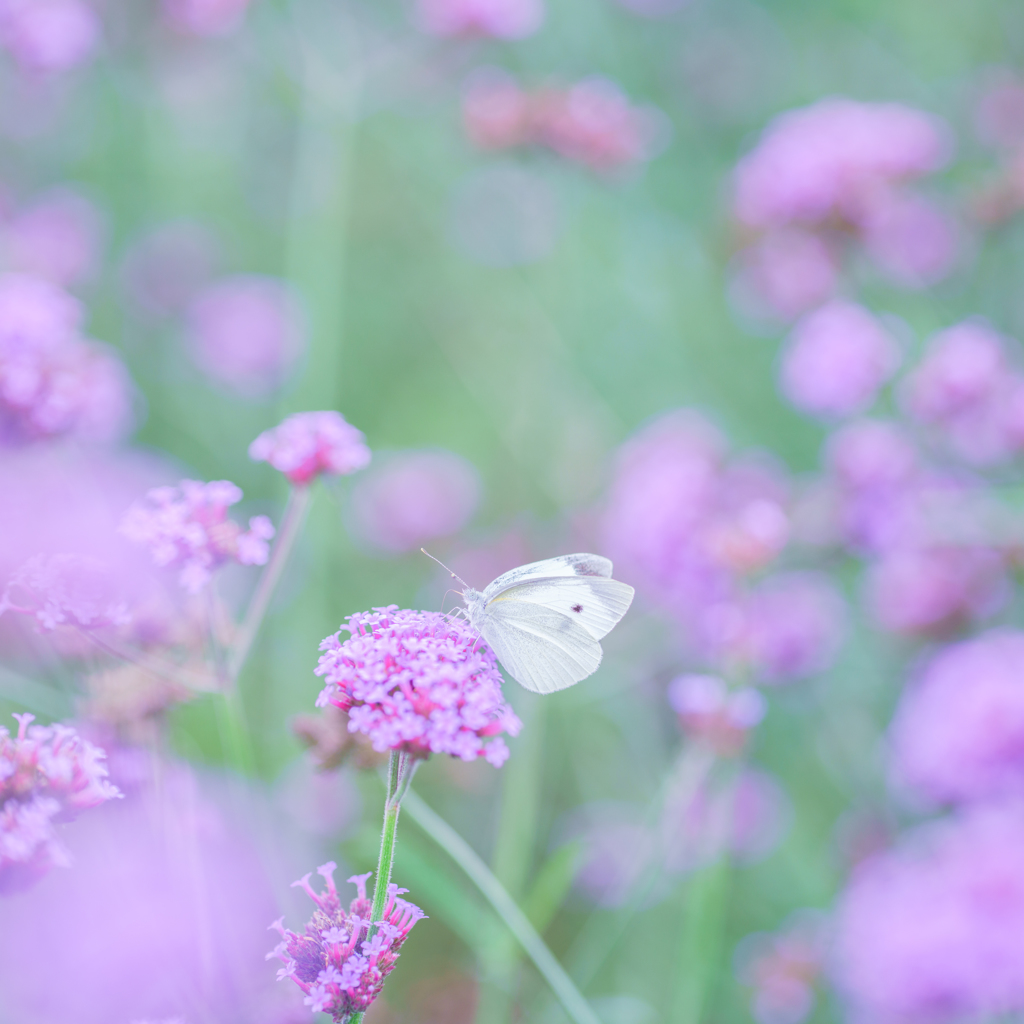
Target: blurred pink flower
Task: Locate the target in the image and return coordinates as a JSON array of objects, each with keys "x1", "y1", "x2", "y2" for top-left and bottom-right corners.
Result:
[
  {"x1": 250, "y1": 410, "x2": 371, "y2": 487},
  {"x1": 668, "y1": 673, "x2": 765, "y2": 755},
  {"x1": 185, "y1": 275, "x2": 305, "y2": 399},
  {"x1": 462, "y1": 68, "x2": 533, "y2": 151},
  {"x1": 416, "y1": 0, "x2": 543, "y2": 39},
  {"x1": 974, "y1": 71, "x2": 1024, "y2": 149},
  {"x1": 891, "y1": 631, "x2": 1024, "y2": 805},
  {"x1": 833, "y1": 803, "x2": 1024, "y2": 1023},
  {"x1": 2, "y1": 188, "x2": 103, "y2": 287},
  {"x1": 269, "y1": 863, "x2": 425, "y2": 1018},
  {"x1": 731, "y1": 229, "x2": 839, "y2": 322},
  {"x1": 350, "y1": 449, "x2": 479, "y2": 553},
  {"x1": 162, "y1": 0, "x2": 252, "y2": 36},
  {"x1": 780, "y1": 301, "x2": 899, "y2": 419},
  {"x1": 120, "y1": 479, "x2": 274, "y2": 595},
  {"x1": 120, "y1": 222, "x2": 220, "y2": 318},
  {"x1": 0, "y1": 713, "x2": 120, "y2": 893},
  {"x1": 0, "y1": 760, "x2": 299, "y2": 1022},
  {"x1": 827, "y1": 419, "x2": 919, "y2": 493},
  {"x1": 0, "y1": 273, "x2": 135, "y2": 445},
  {"x1": 0, "y1": 0, "x2": 100, "y2": 73},
  {"x1": 316, "y1": 606, "x2": 521, "y2": 767},
  {"x1": 867, "y1": 545, "x2": 1007, "y2": 638},
  {"x1": 733, "y1": 99, "x2": 949, "y2": 230},
  {"x1": 567, "y1": 802, "x2": 658, "y2": 908}
]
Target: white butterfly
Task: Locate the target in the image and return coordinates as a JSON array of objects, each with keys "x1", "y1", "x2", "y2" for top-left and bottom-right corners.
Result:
[{"x1": 453, "y1": 553, "x2": 635, "y2": 695}]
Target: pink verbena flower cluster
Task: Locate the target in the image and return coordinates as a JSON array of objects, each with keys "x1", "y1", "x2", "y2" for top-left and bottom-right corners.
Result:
[
  {"x1": 315, "y1": 607, "x2": 521, "y2": 767},
  {"x1": 162, "y1": 0, "x2": 252, "y2": 36},
  {"x1": 0, "y1": 713, "x2": 120, "y2": 892},
  {"x1": 602, "y1": 409, "x2": 845, "y2": 682},
  {"x1": 834, "y1": 804, "x2": 1024, "y2": 1023},
  {"x1": 249, "y1": 411, "x2": 371, "y2": 486},
  {"x1": 120, "y1": 479, "x2": 274, "y2": 594},
  {"x1": 0, "y1": 273, "x2": 134, "y2": 445},
  {"x1": 0, "y1": 552, "x2": 129, "y2": 631},
  {"x1": 416, "y1": 0, "x2": 542, "y2": 39},
  {"x1": 731, "y1": 99, "x2": 956, "y2": 319},
  {"x1": 268, "y1": 862, "x2": 425, "y2": 1021},
  {"x1": 0, "y1": 0, "x2": 100, "y2": 73},
  {"x1": 463, "y1": 69, "x2": 664, "y2": 172}
]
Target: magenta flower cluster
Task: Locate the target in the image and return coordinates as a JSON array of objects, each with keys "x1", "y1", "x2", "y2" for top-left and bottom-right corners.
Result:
[
  {"x1": 0, "y1": 713, "x2": 120, "y2": 892},
  {"x1": 315, "y1": 607, "x2": 522, "y2": 767},
  {"x1": 119, "y1": 479, "x2": 274, "y2": 594},
  {"x1": 249, "y1": 410, "x2": 371, "y2": 486},
  {"x1": 0, "y1": 273, "x2": 134, "y2": 446},
  {"x1": 463, "y1": 69, "x2": 663, "y2": 172},
  {"x1": 268, "y1": 862, "x2": 425, "y2": 1021}
]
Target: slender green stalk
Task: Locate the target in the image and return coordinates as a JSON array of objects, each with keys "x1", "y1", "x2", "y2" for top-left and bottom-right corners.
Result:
[
  {"x1": 402, "y1": 790, "x2": 602, "y2": 1024},
  {"x1": 228, "y1": 484, "x2": 312, "y2": 682}
]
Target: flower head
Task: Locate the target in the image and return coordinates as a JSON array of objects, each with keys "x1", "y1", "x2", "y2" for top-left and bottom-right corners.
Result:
[
  {"x1": 315, "y1": 607, "x2": 521, "y2": 767},
  {"x1": 416, "y1": 0, "x2": 543, "y2": 39},
  {"x1": 249, "y1": 411, "x2": 371, "y2": 486},
  {"x1": 0, "y1": 0, "x2": 100, "y2": 73},
  {"x1": 120, "y1": 479, "x2": 274, "y2": 594},
  {"x1": 668, "y1": 673, "x2": 765, "y2": 754},
  {"x1": 162, "y1": 0, "x2": 252, "y2": 36},
  {"x1": 0, "y1": 713, "x2": 120, "y2": 892},
  {"x1": 268, "y1": 862, "x2": 426, "y2": 1022}
]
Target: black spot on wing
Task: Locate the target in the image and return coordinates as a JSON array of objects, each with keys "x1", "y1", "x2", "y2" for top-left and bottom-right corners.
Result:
[{"x1": 571, "y1": 603, "x2": 583, "y2": 613}]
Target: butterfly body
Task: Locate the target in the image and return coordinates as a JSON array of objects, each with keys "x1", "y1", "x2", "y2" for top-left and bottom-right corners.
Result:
[{"x1": 462, "y1": 553, "x2": 635, "y2": 694}]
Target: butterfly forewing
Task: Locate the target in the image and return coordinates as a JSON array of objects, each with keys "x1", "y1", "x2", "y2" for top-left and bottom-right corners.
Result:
[
  {"x1": 486, "y1": 577, "x2": 635, "y2": 641},
  {"x1": 482, "y1": 553, "x2": 613, "y2": 601},
  {"x1": 480, "y1": 600, "x2": 602, "y2": 694}
]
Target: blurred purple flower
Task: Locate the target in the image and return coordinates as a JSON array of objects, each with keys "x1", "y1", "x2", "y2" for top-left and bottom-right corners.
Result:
[
  {"x1": 0, "y1": 759, "x2": 301, "y2": 1022},
  {"x1": 162, "y1": 0, "x2": 252, "y2": 36},
  {"x1": 0, "y1": 273, "x2": 135, "y2": 445},
  {"x1": 269, "y1": 863, "x2": 425, "y2": 1019},
  {"x1": 833, "y1": 803, "x2": 1024, "y2": 1023},
  {"x1": 974, "y1": 70, "x2": 1024, "y2": 150},
  {"x1": 0, "y1": 0, "x2": 100, "y2": 73},
  {"x1": 668, "y1": 673, "x2": 765, "y2": 755},
  {"x1": 3, "y1": 187, "x2": 103, "y2": 287},
  {"x1": 567, "y1": 802, "x2": 658, "y2": 908},
  {"x1": 867, "y1": 545, "x2": 1007, "y2": 638},
  {"x1": 780, "y1": 301, "x2": 900, "y2": 419},
  {"x1": 250, "y1": 411, "x2": 371, "y2": 487},
  {"x1": 120, "y1": 479, "x2": 274, "y2": 595},
  {"x1": 0, "y1": 713, "x2": 120, "y2": 893},
  {"x1": 733, "y1": 99, "x2": 949, "y2": 230},
  {"x1": 185, "y1": 275, "x2": 305, "y2": 399},
  {"x1": 315, "y1": 606, "x2": 521, "y2": 767},
  {"x1": 891, "y1": 631, "x2": 1024, "y2": 805},
  {"x1": 416, "y1": 0, "x2": 543, "y2": 39},
  {"x1": 730, "y1": 229, "x2": 839, "y2": 322},
  {"x1": 350, "y1": 449, "x2": 479, "y2": 553}
]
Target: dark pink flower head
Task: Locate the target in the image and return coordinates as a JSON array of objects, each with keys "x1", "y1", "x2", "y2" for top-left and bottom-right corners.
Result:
[
  {"x1": 730, "y1": 229, "x2": 839, "y2": 322},
  {"x1": 416, "y1": 0, "x2": 543, "y2": 39},
  {"x1": 867, "y1": 544, "x2": 1007, "y2": 639},
  {"x1": 0, "y1": 0, "x2": 100, "y2": 73},
  {"x1": 162, "y1": 0, "x2": 252, "y2": 36},
  {"x1": 668, "y1": 673, "x2": 765, "y2": 755},
  {"x1": 120, "y1": 479, "x2": 275, "y2": 594},
  {"x1": 186, "y1": 275, "x2": 305, "y2": 399},
  {"x1": 0, "y1": 552, "x2": 130, "y2": 631},
  {"x1": 733, "y1": 99, "x2": 949, "y2": 229},
  {"x1": 833, "y1": 803, "x2": 1024, "y2": 1023},
  {"x1": 350, "y1": 449, "x2": 479, "y2": 552},
  {"x1": 3, "y1": 188, "x2": 103, "y2": 287},
  {"x1": 268, "y1": 862, "x2": 426, "y2": 1021},
  {"x1": 315, "y1": 607, "x2": 521, "y2": 767},
  {"x1": 0, "y1": 273, "x2": 135, "y2": 445},
  {"x1": 537, "y1": 78, "x2": 664, "y2": 172},
  {"x1": 780, "y1": 301, "x2": 900, "y2": 419},
  {"x1": 0, "y1": 713, "x2": 120, "y2": 892},
  {"x1": 249, "y1": 411, "x2": 371, "y2": 487},
  {"x1": 891, "y1": 631, "x2": 1024, "y2": 805}
]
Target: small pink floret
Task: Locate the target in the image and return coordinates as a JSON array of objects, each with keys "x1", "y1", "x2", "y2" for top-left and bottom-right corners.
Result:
[{"x1": 249, "y1": 410, "x2": 371, "y2": 486}]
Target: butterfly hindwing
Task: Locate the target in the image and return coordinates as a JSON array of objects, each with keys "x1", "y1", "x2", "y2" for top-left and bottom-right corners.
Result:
[
  {"x1": 486, "y1": 577, "x2": 635, "y2": 641},
  {"x1": 479, "y1": 600, "x2": 602, "y2": 694}
]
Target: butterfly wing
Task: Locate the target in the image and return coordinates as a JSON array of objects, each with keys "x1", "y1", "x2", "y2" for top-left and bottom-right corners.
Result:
[
  {"x1": 487, "y1": 577, "x2": 635, "y2": 641},
  {"x1": 482, "y1": 553, "x2": 613, "y2": 601},
  {"x1": 479, "y1": 600, "x2": 603, "y2": 694}
]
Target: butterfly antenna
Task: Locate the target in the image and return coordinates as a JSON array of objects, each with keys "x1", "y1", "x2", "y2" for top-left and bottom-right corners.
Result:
[{"x1": 420, "y1": 548, "x2": 470, "y2": 591}]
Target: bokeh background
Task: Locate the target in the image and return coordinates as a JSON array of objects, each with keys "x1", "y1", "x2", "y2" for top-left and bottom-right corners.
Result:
[{"x1": 4, "y1": 0, "x2": 1024, "y2": 1022}]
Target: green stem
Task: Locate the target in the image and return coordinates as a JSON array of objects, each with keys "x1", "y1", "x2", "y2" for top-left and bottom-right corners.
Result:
[
  {"x1": 228, "y1": 484, "x2": 312, "y2": 682},
  {"x1": 402, "y1": 790, "x2": 602, "y2": 1024}
]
